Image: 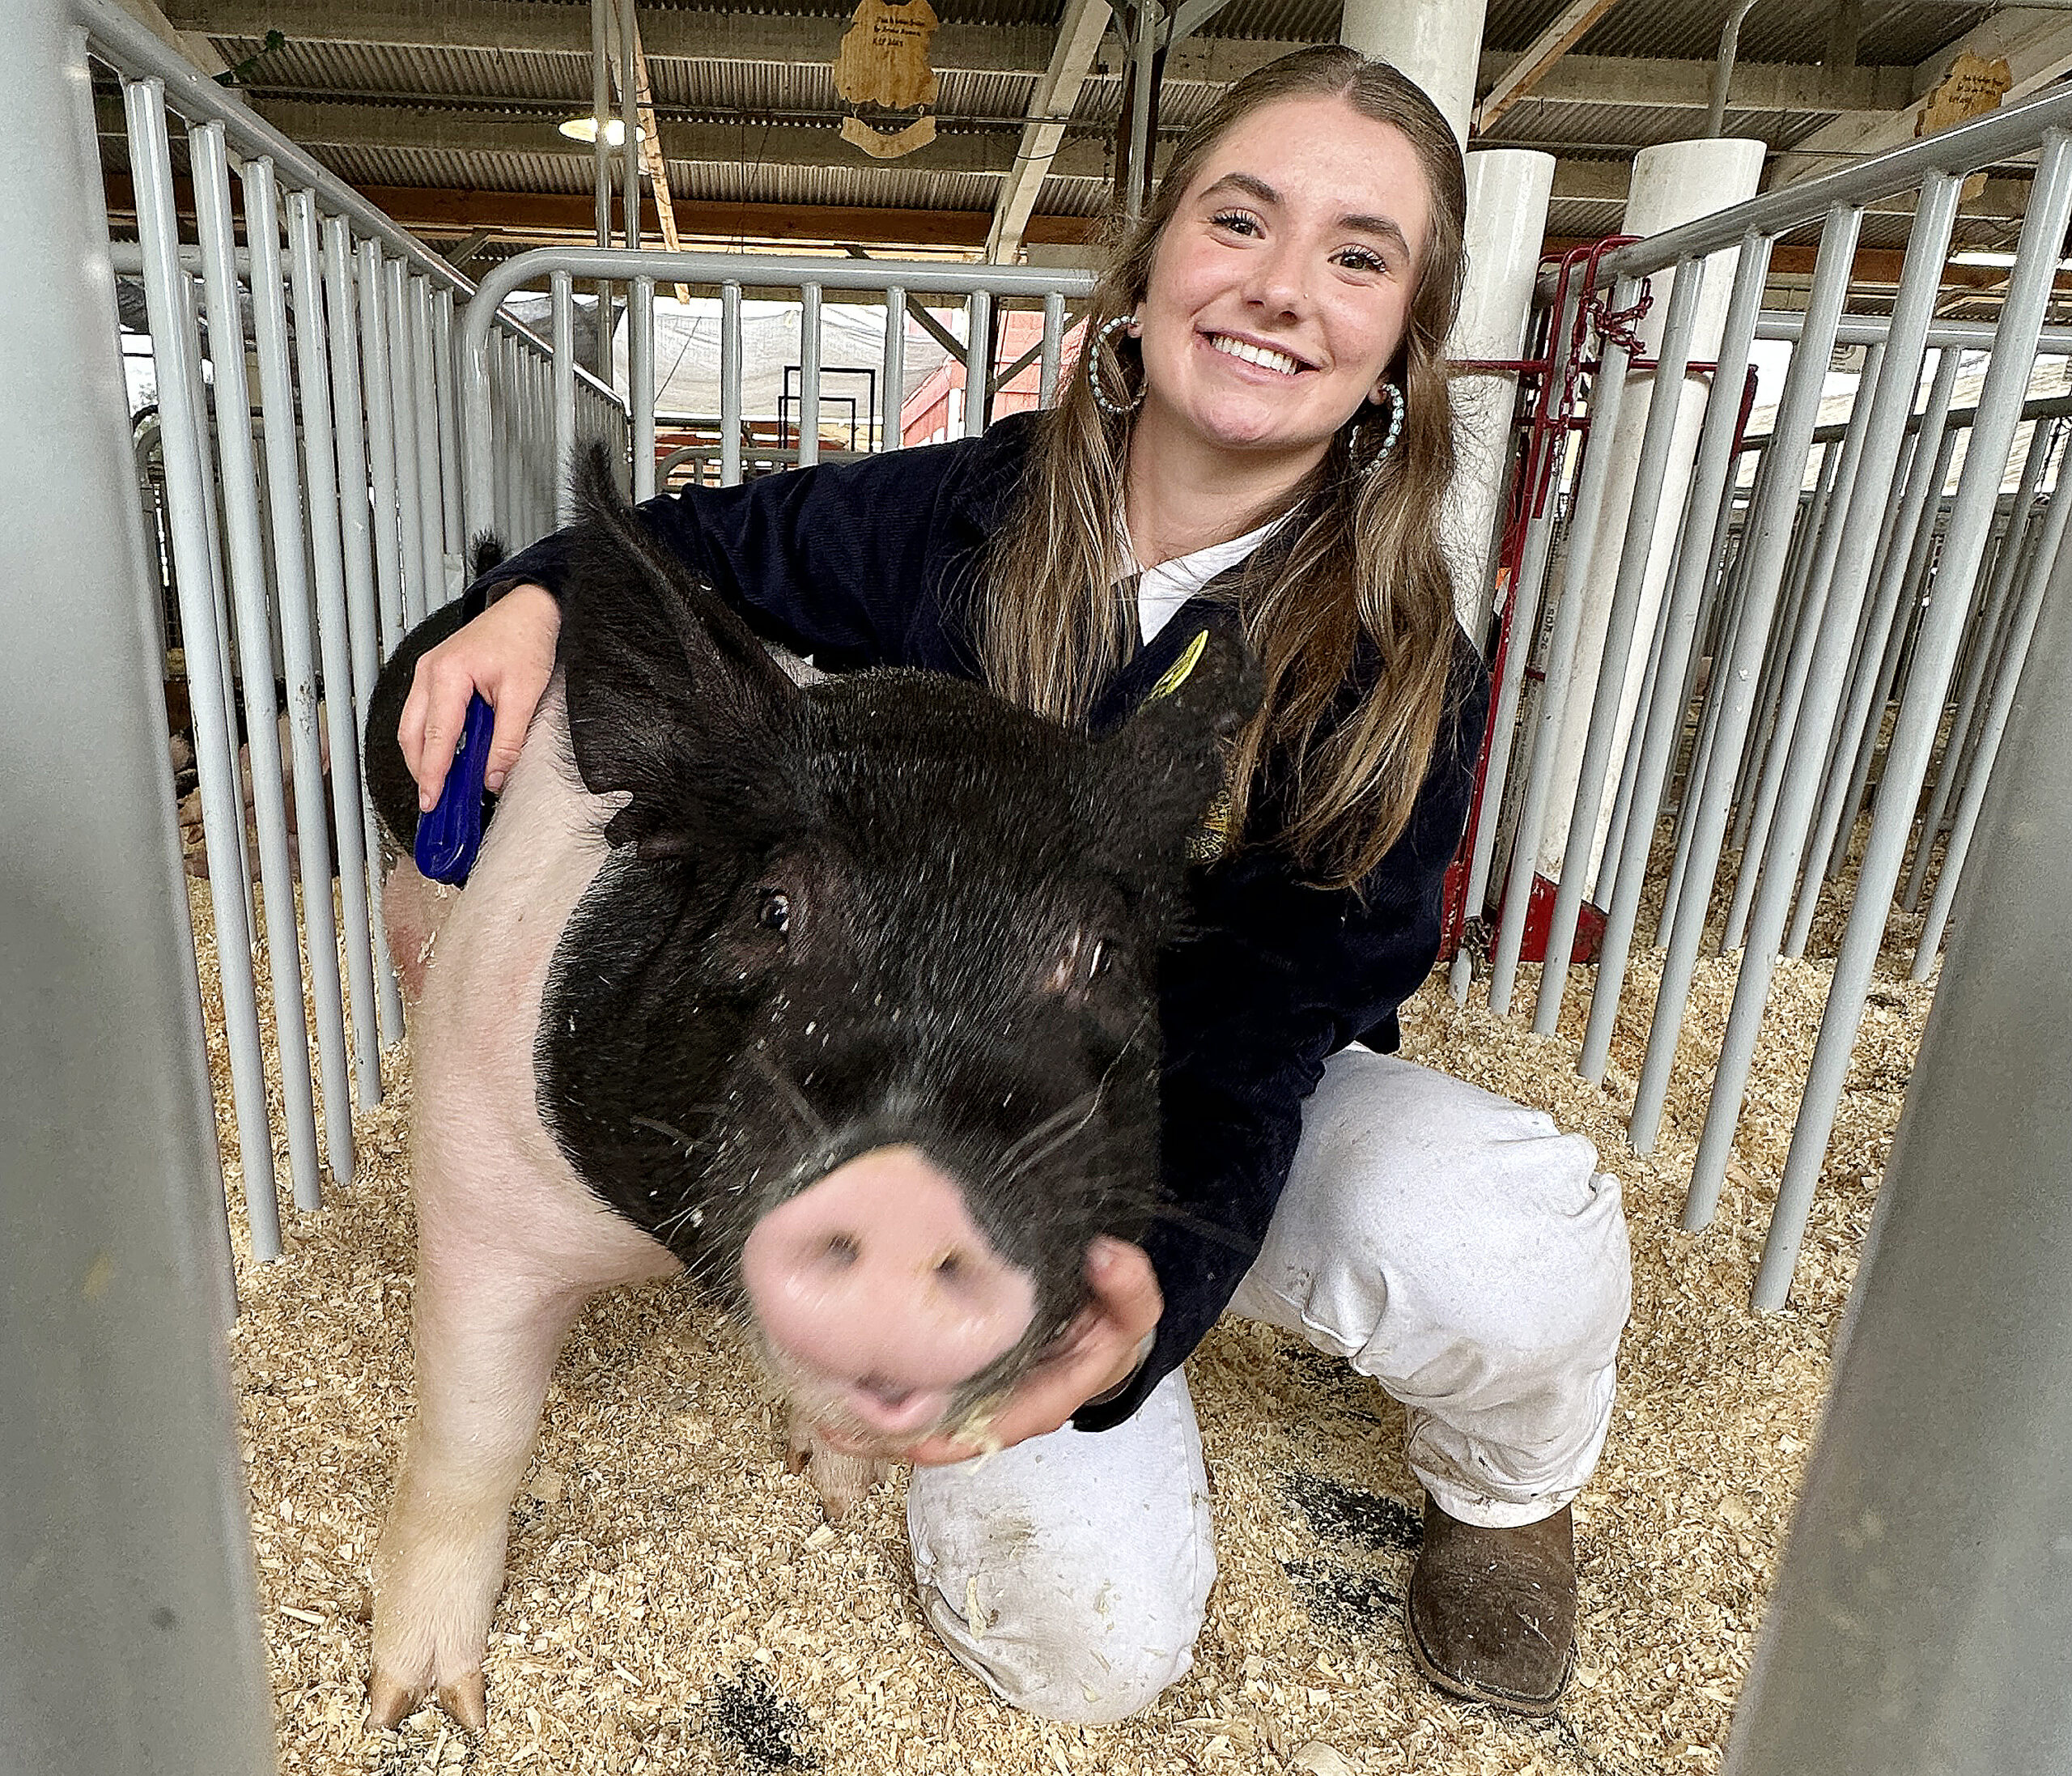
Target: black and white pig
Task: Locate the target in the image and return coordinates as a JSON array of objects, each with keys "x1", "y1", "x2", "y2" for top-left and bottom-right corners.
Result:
[{"x1": 357, "y1": 451, "x2": 1255, "y2": 1729}]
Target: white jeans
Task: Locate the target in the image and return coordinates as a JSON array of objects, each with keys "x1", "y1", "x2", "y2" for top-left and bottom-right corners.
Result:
[{"x1": 905, "y1": 1048, "x2": 1632, "y2": 1723}]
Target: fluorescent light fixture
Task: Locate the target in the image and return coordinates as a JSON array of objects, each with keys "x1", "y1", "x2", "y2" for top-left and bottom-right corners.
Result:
[
  {"x1": 559, "y1": 115, "x2": 641, "y2": 147},
  {"x1": 1949, "y1": 249, "x2": 2072, "y2": 270}
]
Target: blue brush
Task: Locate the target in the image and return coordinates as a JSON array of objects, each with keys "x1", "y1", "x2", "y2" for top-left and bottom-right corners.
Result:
[{"x1": 414, "y1": 692, "x2": 496, "y2": 886}]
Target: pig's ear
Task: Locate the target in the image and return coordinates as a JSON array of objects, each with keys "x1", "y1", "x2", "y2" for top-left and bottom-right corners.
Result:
[
  {"x1": 1101, "y1": 624, "x2": 1262, "y2": 856},
  {"x1": 558, "y1": 443, "x2": 800, "y2": 848}
]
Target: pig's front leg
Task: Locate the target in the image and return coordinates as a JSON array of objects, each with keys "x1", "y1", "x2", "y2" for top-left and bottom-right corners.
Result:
[{"x1": 369, "y1": 1232, "x2": 605, "y2": 1731}]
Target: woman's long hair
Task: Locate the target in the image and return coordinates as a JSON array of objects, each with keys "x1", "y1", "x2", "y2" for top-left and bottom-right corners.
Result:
[{"x1": 977, "y1": 46, "x2": 1470, "y2": 890}]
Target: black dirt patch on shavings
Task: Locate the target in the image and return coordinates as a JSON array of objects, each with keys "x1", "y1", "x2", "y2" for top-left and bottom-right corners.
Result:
[
  {"x1": 1283, "y1": 1470, "x2": 1424, "y2": 1553},
  {"x1": 1284, "y1": 1557, "x2": 1404, "y2": 1634},
  {"x1": 707, "y1": 1663, "x2": 817, "y2": 1770},
  {"x1": 1279, "y1": 1344, "x2": 1386, "y2": 1423}
]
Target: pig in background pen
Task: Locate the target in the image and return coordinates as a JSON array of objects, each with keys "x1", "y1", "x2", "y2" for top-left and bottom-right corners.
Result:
[{"x1": 356, "y1": 451, "x2": 1258, "y2": 1729}]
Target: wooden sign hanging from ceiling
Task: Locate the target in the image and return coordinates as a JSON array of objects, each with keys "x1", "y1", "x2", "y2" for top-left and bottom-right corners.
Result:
[{"x1": 834, "y1": 0, "x2": 941, "y2": 159}]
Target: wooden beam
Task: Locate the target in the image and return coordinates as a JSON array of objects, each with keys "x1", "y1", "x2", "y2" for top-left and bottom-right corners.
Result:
[
  {"x1": 101, "y1": 174, "x2": 1102, "y2": 253},
  {"x1": 1476, "y1": 0, "x2": 1628, "y2": 133},
  {"x1": 614, "y1": 0, "x2": 690, "y2": 300},
  {"x1": 986, "y1": 0, "x2": 1110, "y2": 263}
]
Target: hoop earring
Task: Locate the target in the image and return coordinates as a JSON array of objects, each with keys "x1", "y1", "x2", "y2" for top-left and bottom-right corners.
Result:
[
  {"x1": 1089, "y1": 313, "x2": 1144, "y2": 419},
  {"x1": 1361, "y1": 380, "x2": 1405, "y2": 468}
]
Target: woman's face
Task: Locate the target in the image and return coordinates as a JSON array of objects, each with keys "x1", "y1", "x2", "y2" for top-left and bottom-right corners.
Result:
[{"x1": 1132, "y1": 95, "x2": 1433, "y2": 475}]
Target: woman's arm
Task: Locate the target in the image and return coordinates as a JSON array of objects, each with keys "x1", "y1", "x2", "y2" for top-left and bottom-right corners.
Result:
[{"x1": 1076, "y1": 645, "x2": 1489, "y2": 1430}]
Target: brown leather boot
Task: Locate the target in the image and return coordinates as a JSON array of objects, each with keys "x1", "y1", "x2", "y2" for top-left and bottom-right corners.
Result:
[{"x1": 1405, "y1": 1496, "x2": 1576, "y2": 1714}]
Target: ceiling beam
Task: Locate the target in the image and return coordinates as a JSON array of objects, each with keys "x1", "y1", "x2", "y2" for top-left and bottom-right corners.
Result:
[
  {"x1": 100, "y1": 173, "x2": 1103, "y2": 253},
  {"x1": 166, "y1": 1, "x2": 1059, "y2": 79},
  {"x1": 113, "y1": 0, "x2": 232, "y2": 79},
  {"x1": 96, "y1": 94, "x2": 1115, "y2": 179},
  {"x1": 1476, "y1": 0, "x2": 1628, "y2": 132},
  {"x1": 986, "y1": 0, "x2": 1110, "y2": 263},
  {"x1": 1768, "y1": 7, "x2": 2072, "y2": 185},
  {"x1": 1487, "y1": 53, "x2": 1914, "y2": 117}
]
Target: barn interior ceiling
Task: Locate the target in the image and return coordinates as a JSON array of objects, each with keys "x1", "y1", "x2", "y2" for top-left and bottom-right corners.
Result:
[{"x1": 101, "y1": 0, "x2": 2070, "y2": 321}]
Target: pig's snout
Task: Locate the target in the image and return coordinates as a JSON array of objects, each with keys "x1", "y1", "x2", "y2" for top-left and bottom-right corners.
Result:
[{"x1": 741, "y1": 1146, "x2": 1036, "y2": 1438}]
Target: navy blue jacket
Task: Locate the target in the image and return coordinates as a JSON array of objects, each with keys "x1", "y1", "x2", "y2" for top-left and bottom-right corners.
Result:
[{"x1": 481, "y1": 412, "x2": 1488, "y2": 1430}]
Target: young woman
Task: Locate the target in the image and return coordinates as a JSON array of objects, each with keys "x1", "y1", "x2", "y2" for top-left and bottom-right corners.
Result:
[{"x1": 400, "y1": 46, "x2": 1629, "y2": 1724}]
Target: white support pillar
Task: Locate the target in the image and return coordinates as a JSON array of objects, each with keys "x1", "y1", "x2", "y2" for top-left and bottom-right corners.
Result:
[
  {"x1": 1446, "y1": 147, "x2": 1557, "y2": 639},
  {"x1": 1539, "y1": 135, "x2": 1767, "y2": 877},
  {"x1": 1340, "y1": 0, "x2": 1487, "y2": 148}
]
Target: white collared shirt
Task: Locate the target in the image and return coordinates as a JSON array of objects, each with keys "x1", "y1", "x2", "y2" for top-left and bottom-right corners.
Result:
[{"x1": 1132, "y1": 517, "x2": 1284, "y2": 644}]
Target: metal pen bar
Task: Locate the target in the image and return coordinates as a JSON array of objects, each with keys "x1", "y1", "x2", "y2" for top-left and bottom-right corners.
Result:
[
  {"x1": 1632, "y1": 202, "x2": 1863, "y2": 1166},
  {"x1": 381, "y1": 256, "x2": 428, "y2": 627},
  {"x1": 720, "y1": 279, "x2": 743, "y2": 486},
  {"x1": 1723, "y1": 340, "x2": 1887, "y2": 952},
  {"x1": 618, "y1": 0, "x2": 638, "y2": 253},
  {"x1": 631, "y1": 273, "x2": 656, "y2": 499},
  {"x1": 1756, "y1": 126, "x2": 2072, "y2": 1308},
  {"x1": 882, "y1": 285, "x2": 906, "y2": 448},
  {"x1": 1913, "y1": 427, "x2": 2072, "y2": 977},
  {"x1": 1488, "y1": 278, "x2": 1641, "y2": 1015},
  {"x1": 964, "y1": 289, "x2": 993, "y2": 438},
  {"x1": 1536, "y1": 261, "x2": 1708, "y2": 1035},
  {"x1": 242, "y1": 156, "x2": 349, "y2": 1202},
  {"x1": 1900, "y1": 420, "x2": 2057, "y2": 911},
  {"x1": 433, "y1": 287, "x2": 462, "y2": 566},
  {"x1": 190, "y1": 117, "x2": 323, "y2": 1217},
  {"x1": 1731, "y1": 450, "x2": 1836, "y2": 850},
  {"x1": 124, "y1": 77, "x2": 280, "y2": 1258},
  {"x1": 1819, "y1": 412, "x2": 1963, "y2": 893},
  {"x1": 1599, "y1": 78, "x2": 2072, "y2": 280},
  {"x1": 799, "y1": 280, "x2": 822, "y2": 469},
  {"x1": 1687, "y1": 172, "x2": 1961, "y2": 1230},
  {"x1": 456, "y1": 247, "x2": 1088, "y2": 539},
  {"x1": 553, "y1": 270, "x2": 576, "y2": 525},
  {"x1": 1463, "y1": 271, "x2": 1591, "y2": 920},
  {"x1": 408, "y1": 274, "x2": 447, "y2": 607},
  {"x1": 1580, "y1": 233, "x2": 1773, "y2": 1081},
  {"x1": 1040, "y1": 291, "x2": 1064, "y2": 407},
  {"x1": 287, "y1": 192, "x2": 381, "y2": 1111},
  {"x1": 355, "y1": 239, "x2": 405, "y2": 660},
  {"x1": 1760, "y1": 310, "x2": 2072, "y2": 356},
  {"x1": 179, "y1": 258, "x2": 257, "y2": 944}
]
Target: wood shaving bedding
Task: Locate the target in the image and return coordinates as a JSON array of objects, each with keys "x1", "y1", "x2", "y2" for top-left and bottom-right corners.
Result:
[{"x1": 189, "y1": 821, "x2": 1937, "y2": 1775}]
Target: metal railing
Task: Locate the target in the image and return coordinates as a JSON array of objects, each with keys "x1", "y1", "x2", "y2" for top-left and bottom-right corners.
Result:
[
  {"x1": 91, "y1": 0, "x2": 624, "y2": 1264},
  {"x1": 1461, "y1": 77, "x2": 2072, "y2": 1307},
  {"x1": 456, "y1": 247, "x2": 1093, "y2": 539}
]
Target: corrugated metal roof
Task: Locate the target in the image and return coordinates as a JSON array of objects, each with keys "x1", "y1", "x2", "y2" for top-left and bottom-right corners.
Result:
[
  {"x1": 1566, "y1": 0, "x2": 1994, "y2": 69},
  {"x1": 208, "y1": 37, "x2": 588, "y2": 104}
]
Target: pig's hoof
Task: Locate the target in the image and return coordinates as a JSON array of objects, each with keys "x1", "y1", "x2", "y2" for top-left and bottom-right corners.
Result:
[
  {"x1": 366, "y1": 1664, "x2": 486, "y2": 1732},
  {"x1": 437, "y1": 1670, "x2": 489, "y2": 1731},
  {"x1": 366, "y1": 1668, "x2": 422, "y2": 1730}
]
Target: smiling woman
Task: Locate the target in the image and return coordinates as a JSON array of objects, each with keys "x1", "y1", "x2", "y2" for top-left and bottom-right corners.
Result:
[
  {"x1": 392, "y1": 41, "x2": 1626, "y2": 1737},
  {"x1": 979, "y1": 51, "x2": 1468, "y2": 892}
]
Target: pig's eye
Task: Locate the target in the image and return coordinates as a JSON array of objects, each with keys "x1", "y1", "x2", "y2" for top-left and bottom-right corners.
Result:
[{"x1": 757, "y1": 890, "x2": 792, "y2": 934}]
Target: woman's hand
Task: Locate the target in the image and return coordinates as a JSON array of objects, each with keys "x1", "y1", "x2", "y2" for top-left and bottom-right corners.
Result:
[
  {"x1": 897, "y1": 1237, "x2": 1163, "y2": 1467},
  {"x1": 397, "y1": 583, "x2": 562, "y2": 811}
]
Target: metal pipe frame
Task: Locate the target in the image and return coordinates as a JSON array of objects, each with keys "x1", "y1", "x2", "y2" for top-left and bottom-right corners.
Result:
[
  {"x1": 798, "y1": 281, "x2": 823, "y2": 469},
  {"x1": 355, "y1": 238, "x2": 405, "y2": 660},
  {"x1": 192, "y1": 117, "x2": 325, "y2": 1217},
  {"x1": 1488, "y1": 277, "x2": 1641, "y2": 1016},
  {"x1": 287, "y1": 189, "x2": 382, "y2": 1111},
  {"x1": 1911, "y1": 427, "x2": 2070, "y2": 976},
  {"x1": 1900, "y1": 422, "x2": 2057, "y2": 911},
  {"x1": 380, "y1": 257, "x2": 428, "y2": 628},
  {"x1": 553, "y1": 270, "x2": 576, "y2": 523},
  {"x1": 408, "y1": 274, "x2": 447, "y2": 606},
  {"x1": 1599, "y1": 78, "x2": 2072, "y2": 283},
  {"x1": 1758, "y1": 311, "x2": 2072, "y2": 356},
  {"x1": 631, "y1": 274, "x2": 656, "y2": 499},
  {"x1": 1755, "y1": 125, "x2": 2072, "y2": 1308},
  {"x1": 243, "y1": 155, "x2": 351, "y2": 1196},
  {"x1": 1685, "y1": 173, "x2": 1961, "y2": 1234},
  {"x1": 1461, "y1": 270, "x2": 1590, "y2": 924},
  {"x1": 1581, "y1": 235, "x2": 1772, "y2": 1080},
  {"x1": 123, "y1": 76, "x2": 282, "y2": 1260},
  {"x1": 881, "y1": 286, "x2": 907, "y2": 448},
  {"x1": 434, "y1": 288, "x2": 463, "y2": 566},
  {"x1": 1630, "y1": 201, "x2": 1863, "y2": 1166},
  {"x1": 1535, "y1": 262, "x2": 1709, "y2": 1033},
  {"x1": 457, "y1": 247, "x2": 1092, "y2": 541}
]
